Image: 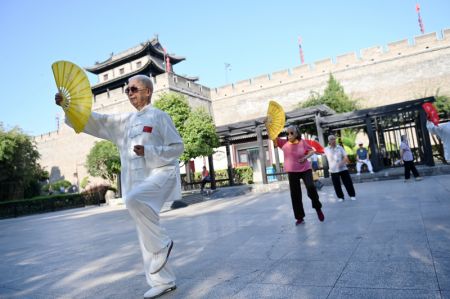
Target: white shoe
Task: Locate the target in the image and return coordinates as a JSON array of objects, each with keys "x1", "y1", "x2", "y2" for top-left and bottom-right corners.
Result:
[
  {"x1": 370, "y1": 171, "x2": 374, "y2": 174},
  {"x1": 338, "y1": 198, "x2": 344, "y2": 202},
  {"x1": 144, "y1": 282, "x2": 176, "y2": 299},
  {"x1": 356, "y1": 173, "x2": 361, "y2": 176},
  {"x1": 415, "y1": 177, "x2": 422, "y2": 181},
  {"x1": 350, "y1": 197, "x2": 356, "y2": 201},
  {"x1": 150, "y1": 240, "x2": 173, "y2": 274}
]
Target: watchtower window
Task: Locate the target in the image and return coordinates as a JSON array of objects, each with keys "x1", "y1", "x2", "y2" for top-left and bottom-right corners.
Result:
[
  {"x1": 136, "y1": 61, "x2": 142, "y2": 68},
  {"x1": 119, "y1": 68, "x2": 124, "y2": 75},
  {"x1": 103, "y1": 74, "x2": 108, "y2": 81}
]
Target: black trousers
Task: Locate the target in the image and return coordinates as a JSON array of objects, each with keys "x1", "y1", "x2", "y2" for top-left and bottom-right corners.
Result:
[
  {"x1": 288, "y1": 170, "x2": 322, "y2": 220},
  {"x1": 403, "y1": 160, "x2": 419, "y2": 179},
  {"x1": 330, "y1": 170, "x2": 356, "y2": 199},
  {"x1": 200, "y1": 178, "x2": 211, "y2": 190}
]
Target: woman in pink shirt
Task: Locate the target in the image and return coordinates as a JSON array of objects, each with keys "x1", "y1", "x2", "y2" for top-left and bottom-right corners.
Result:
[{"x1": 275, "y1": 125, "x2": 324, "y2": 225}]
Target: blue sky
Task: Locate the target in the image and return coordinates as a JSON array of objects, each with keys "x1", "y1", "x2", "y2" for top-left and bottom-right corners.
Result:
[{"x1": 1, "y1": 0, "x2": 449, "y2": 136}]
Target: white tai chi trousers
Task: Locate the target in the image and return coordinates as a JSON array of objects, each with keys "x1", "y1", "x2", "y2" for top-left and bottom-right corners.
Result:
[
  {"x1": 125, "y1": 175, "x2": 176, "y2": 287},
  {"x1": 356, "y1": 159, "x2": 373, "y2": 173}
]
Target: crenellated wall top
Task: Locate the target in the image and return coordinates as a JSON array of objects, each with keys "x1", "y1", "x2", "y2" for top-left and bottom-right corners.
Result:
[{"x1": 212, "y1": 28, "x2": 450, "y2": 99}]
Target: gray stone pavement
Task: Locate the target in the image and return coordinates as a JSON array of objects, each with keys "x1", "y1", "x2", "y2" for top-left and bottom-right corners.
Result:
[{"x1": 1, "y1": 174, "x2": 450, "y2": 298}]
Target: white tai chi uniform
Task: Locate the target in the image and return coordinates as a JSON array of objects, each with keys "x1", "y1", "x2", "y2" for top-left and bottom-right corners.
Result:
[
  {"x1": 69, "y1": 103, "x2": 183, "y2": 287},
  {"x1": 427, "y1": 120, "x2": 450, "y2": 161}
]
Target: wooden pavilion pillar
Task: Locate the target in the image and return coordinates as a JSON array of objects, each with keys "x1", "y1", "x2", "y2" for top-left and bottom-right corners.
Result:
[
  {"x1": 273, "y1": 141, "x2": 281, "y2": 179},
  {"x1": 315, "y1": 114, "x2": 325, "y2": 146},
  {"x1": 315, "y1": 114, "x2": 329, "y2": 178},
  {"x1": 225, "y1": 139, "x2": 234, "y2": 186},
  {"x1": 366, "y1": 117, "x2": 381, "y2": 171},
  {"x1": 207, "y1": 154, "x2": 216, "y2": 190},
  {"x1": 418, "y1": 109, "x2": 434, "y2": 166},
  {"x1": 256, "y1": 126, "x2": 268, "y2": 184}
]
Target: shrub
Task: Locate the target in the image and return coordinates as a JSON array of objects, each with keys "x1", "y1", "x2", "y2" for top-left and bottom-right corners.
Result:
[
  {"x1": 50, "y1": 180, "x2": 72, "y2": 193},
  {"x1": 82, "y1": 184, "x2": 115, "y2": 205},
  {"x1": 80, "y1": 176, "x2": 89, "y2": 189},
  {"x1": 233, "y1": 166, "x2": 253, "y2": 184}
]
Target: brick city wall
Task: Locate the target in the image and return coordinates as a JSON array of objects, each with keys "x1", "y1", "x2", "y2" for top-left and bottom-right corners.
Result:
[
  {"x1": 210, "y1": 29, "x2": 450, "y2": 126},
  {"x1": 36, "y1": 29, "x2": 450, "y2": 185}
]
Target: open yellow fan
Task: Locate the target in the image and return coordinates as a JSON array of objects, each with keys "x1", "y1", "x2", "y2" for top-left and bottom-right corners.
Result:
[
  {"x1": 265, "y1": 100, "x2": 285, "y2": 140},
  {"x1": 51, "y1": 61, "x2": 93, "y2": 133}
]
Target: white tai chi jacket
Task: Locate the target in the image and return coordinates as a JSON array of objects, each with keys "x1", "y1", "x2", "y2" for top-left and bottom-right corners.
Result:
[
  {"x1": 427, "y1": 120, "x2": 450, "y2": 161},
  {"x1": 70, "y1": 104, "x2": 184, "y2": 204}
]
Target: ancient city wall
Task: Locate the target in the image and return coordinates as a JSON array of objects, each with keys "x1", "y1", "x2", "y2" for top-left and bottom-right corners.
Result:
[
  {"x1": 35, "y1": 124, "x2": 101, "y2": 185},
  {"x1": 211, "y1": 29, "x2": 450, "y2": 126},
  {"x1": 36, "y1": 29, "x2": 450, "y2": 184}
]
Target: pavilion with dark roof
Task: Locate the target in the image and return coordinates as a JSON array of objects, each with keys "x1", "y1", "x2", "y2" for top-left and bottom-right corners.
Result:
[{"x1": 214, "y1": 97, "x2": 436, "y2": 185}]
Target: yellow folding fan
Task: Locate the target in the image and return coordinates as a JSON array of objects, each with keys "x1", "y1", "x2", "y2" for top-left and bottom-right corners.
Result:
[
  {"x1": 51, "y1": 61, "x2": 93, "y2": 133},
  {"x1": 265, "y1": 100, "x2": 285, "y2": 140}
]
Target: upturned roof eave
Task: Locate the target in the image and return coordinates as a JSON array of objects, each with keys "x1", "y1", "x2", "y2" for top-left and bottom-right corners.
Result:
[{"x1": 85, "y1": 40, "x2": 185, "y2": 74}]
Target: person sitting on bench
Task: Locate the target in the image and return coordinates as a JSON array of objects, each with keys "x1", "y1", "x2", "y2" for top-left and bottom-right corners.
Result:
[{"x1": 200, "y1": 166, "x2": 211, "y2": 192}]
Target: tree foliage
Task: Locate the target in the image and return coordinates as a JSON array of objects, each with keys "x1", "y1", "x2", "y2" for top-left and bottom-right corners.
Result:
[
  {"x1": 299, "y1": 73, "x2": 359, "y2": 113},
  {"x1": 182, "y1": 108, "x2": 220, "y2": 162},
  {"x1": 340, "y1": 129, "x2": 358, "y2": 155},
  {"x1": 434, "y1": 89, "x2": 450, "y2": 114},
  {"x1": 154, "y1": 92, "x2": 220, "y2": 162},
  {"x1": 153, "y1": 92, "x2": 191, "y2": 137},
  {"x1": 86, "y1": 140, "x2": 120, "y2": 186},
  {"x1": 0, "y1": 124, "x2": 47, "y2": 200}
]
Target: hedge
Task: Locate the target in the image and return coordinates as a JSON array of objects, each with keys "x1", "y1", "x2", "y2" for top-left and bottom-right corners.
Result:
[{"x1": 0, "y1": 185, "x2": 110, "y2": 219}]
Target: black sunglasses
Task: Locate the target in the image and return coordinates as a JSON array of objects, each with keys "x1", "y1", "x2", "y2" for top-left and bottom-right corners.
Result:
[
  {"x1": 125, "y1": 86, "x2": 147, "y2": 95},
  {"x1": 288, "y1": 131, "x2": 295, "y2": 135}
]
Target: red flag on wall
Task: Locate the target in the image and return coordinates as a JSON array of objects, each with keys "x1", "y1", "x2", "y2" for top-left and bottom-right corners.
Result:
[{"x1": 298, "y1": 36, "x2": 305, "y2": 64}]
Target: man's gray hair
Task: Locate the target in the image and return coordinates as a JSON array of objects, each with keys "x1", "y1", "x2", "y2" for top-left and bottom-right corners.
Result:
[
  {"x1": 129, "y1": 74, "x2": 154, "y2": 92},
  {"x1": 328, "y1": 135, "x2": 336, "y2": 141}
]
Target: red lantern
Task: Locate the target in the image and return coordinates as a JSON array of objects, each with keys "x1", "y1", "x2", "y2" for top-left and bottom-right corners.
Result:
[{"x1": 422, "y1": 103, "x2": 440, "y2": 126}]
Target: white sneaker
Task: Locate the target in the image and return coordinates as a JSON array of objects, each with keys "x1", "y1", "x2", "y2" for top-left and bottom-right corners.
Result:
[
  {"x1": 356, "y1": 173, "x2": 361, "y2": 176},
  {"x1": 350, "y1": 197, "x2": 356, "y2": 201},
  {"x1": 150, "y1": 240, "x2": 173, "y2": 274},
  {"x1": 415, "y1": 177, "x2": 422, "y2": 181},
  {"x1": 370, "y1": 171, "x2": 374, "y2": 174},
  {"x1": 338, "y1": 198, "x2": 344, "y2": 202},
  {"x1": 144, "y1": 282, "x2": 176, "y2": 299}
]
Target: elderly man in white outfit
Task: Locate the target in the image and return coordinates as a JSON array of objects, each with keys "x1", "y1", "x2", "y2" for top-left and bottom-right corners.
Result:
[
  {"x1": 427, "y1": 120, "x2": 450, "y2": 161},
  {"x1": 55, "y1": 75, "x2": 183, "y2": 299}
]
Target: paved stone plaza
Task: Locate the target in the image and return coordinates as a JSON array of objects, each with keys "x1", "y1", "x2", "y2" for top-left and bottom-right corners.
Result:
[{"x1": 1, "y1": 174, "x2": 450, "y2": 299}]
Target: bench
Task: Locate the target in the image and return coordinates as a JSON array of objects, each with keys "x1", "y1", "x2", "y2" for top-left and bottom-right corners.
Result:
[{"x1": 182, "y1": 178, "x2": 230, "y2": 191}]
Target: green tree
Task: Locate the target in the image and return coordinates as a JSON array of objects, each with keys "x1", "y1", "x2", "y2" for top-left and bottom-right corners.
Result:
[
  {"x1": 86, "y1": 140, "x2": 120, "y2": 186},
  {"x1": 299, "y1": 73, "x2": 359, "y2": 113},
  {"x1": 297, "y1": 73, "x2": 360, "y2": 136},
  {"x1": 153, "y1": 92, "x2": 191, "y2": 137},
  {"x1": 434, "y1": 89, "x2": 450, "y2": 114},
  {"x1": 182, "y1": 108, "x2": 220, "y2": 162},
  {"x1": 154, "y1": 92, "x2": 220, "y2": 163},
  {"x1": 0, "y1": 124, "x2": 47, "y2": 200},
  {"x1": 339, "y1": 129, "x2": 359, "y2": 162}
]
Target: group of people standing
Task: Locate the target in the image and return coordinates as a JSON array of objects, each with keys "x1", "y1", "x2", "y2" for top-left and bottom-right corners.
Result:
[
  {"x1": 273, "y1": 120, "x2": 449, "y2": 226},
  {"x1": 274, "y1": 126, "x2": 360, "y2": 226}
]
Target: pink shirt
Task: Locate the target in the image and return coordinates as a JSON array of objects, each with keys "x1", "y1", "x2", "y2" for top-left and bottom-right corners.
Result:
[{"x1": 277, "y1": 138, "x2": 313, "y2": 172}]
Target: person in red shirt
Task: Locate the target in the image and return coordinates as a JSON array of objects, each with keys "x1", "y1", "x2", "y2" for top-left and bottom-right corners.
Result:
[
  {"x1": 200, "y1": 166, "x2": 211, "y2": 192},
  {"x1": 275, "y1": 125, "x2": 325, "y2": 225}
]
